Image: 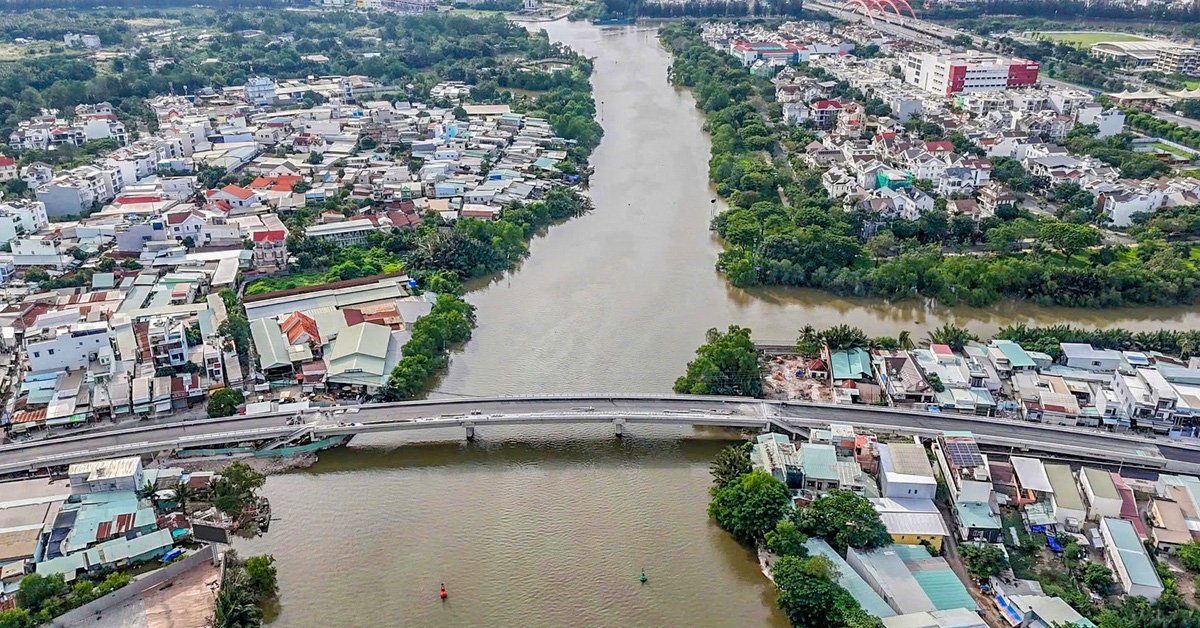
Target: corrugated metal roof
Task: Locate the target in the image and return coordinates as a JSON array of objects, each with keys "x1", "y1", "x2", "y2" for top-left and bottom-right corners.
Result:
[
  {"x1": 1103, "y1": 517, "x2": 1161, "y2": 589},
  {"x1": 806, "y1": 539, "x2": 895, "y2": 618},
  {"x1": 250, "y1": 318, "x2": 291, "y2": 370}
]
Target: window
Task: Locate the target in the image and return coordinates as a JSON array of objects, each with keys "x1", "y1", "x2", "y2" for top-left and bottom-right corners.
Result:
[
  {"x1": 32, "y1": 351, "x2": 39, "y2": 358},
  {"x1": 47, "y1": 349, "x2": 54, "y2": 355}
]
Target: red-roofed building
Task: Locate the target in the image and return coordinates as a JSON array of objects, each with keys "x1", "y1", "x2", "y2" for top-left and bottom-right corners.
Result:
[
  {"x1": 248, "y1": 175, "x2": 303, "y2": 192},
  {"x1": 249, "y1": 214, "x2": 289, "y2": 273},
  {"x1": 0, "y1": 155, "x2": 15, "y2": 182},
  {"x1": 728, "y1": 40, "x2": 805, "y2": 66},
  {"x1": 281, "y1": 312, "x2": 320, "y2": 346},
  {"x1": 206, "y1": 184, "x2": 259, "y2": 209},
  {"x1": 164, "y1": 209, "x2": 204, "y2": 241},
  {"x1": 925, "y1": 141, "x2": 954, "y2": 154},
  {"x1": 809, "y1": 100, "x2": 843, "y2": 128}
]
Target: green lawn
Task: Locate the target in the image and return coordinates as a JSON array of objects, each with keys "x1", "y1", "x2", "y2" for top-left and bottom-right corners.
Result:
[
  {"x1": 1186, "y1": 80, "x2": 1200, "y2": 90},
  {"x1": 1151, "y1": 142, "x2": 1194, "y2": 159},
  {"x1": 244, "y1": 272, "x2": 330, "y2": 296},
  {"x1": 1026, "y1": 31, "x2": 1149, "y2": 48}
]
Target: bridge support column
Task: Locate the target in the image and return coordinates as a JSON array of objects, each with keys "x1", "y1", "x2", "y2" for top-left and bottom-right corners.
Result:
[
  {"x1": 614, "y1": 418, "x2": 625, "y2": 438},
  {"x1": 465, "y1": 423, "x2": 475, "y2": 441}
]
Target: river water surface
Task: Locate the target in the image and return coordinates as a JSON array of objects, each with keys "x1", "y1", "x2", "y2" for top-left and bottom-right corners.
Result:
[{"x1": 237, "y1": 20, "x2": 1200, "y2": 626}]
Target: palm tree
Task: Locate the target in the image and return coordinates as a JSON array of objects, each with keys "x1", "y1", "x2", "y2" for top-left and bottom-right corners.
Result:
[
  {"x1": 820, "y1": 324, "x2": 869, "y2": 352},
  {"x1": 213, "y1": 575, "x2": 263, "y2": 628},
  {"x1": 173, "y1": 480, "x2": 196, "y2": 515},
  {"x1": 796, "y1": 325, "x2": 820, "y2": 356},
  {"x1": 897, "y1": 330, "x2": 914, "y2": 350},
  {"x1": 926, "y1": 323, "x2": 978, "y2": 352},
  {"x1": 710, "y1": 442, "x2": 752, "y2": 490},
  {"x1": 138, "y1": 481, "x2": 159, "y2": 509}
]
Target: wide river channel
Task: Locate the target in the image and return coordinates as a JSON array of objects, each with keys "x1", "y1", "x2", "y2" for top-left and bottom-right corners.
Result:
[{"x1": 236, "y1": 20, "x2": 1200, "y2": 626}]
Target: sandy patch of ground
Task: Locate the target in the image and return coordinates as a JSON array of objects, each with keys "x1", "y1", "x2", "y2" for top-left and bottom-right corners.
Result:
[
  {"x1": 142, "y1": 560, "x2": 221, "y2": 628},
  {"x1": 763, "y1": 355, "x2": 833, "y2": 402}
]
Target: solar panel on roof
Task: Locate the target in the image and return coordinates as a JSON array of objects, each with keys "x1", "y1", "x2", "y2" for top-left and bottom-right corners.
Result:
[{"x1": 945, "y1": 441, "x2": 983, "y2": 467}]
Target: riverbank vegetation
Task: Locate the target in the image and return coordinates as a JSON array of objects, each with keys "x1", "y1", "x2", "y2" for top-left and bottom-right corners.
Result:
[
  {"x1": 674, "y1": 326, "x2": 764, "y2": 397},
  {"x1": 706, "y1": 443, "x2": 889, "y2": 628},
  {"x1": 661, "y1": 22, "x2": 1200, "y2": 309},
  {"x1": 214, "y1": 551, "x2": 279, "y2": 628}
]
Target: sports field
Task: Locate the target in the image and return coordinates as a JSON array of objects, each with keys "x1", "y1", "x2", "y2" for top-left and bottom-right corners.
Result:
[{"x1": 1026, "y1": 31, "x2": 1149, "y2": 48}]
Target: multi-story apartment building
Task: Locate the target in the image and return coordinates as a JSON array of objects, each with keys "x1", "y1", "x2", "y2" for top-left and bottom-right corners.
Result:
[
  {"x1": 0, "y1": 201, "x2": 48, "y2": 244},
  {"x1": 251, "y1": 214, "x2": 289, "y2": 273},
  {"x1": 245, "y1": 77, "x2": 278, "y2": 106},
  {"x1": 147, "y1": 317, "x2": 188, "y2": 368},
  {"x1": 904, "y1": 51, "x2": 1039, "y2": 97},
  {"x1": 36, "y1": 165, "x2": 123, "y2": 217}
]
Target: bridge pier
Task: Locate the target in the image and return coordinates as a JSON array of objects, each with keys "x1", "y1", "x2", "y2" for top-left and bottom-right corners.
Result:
[
  {"x1": 614, "y1": 418, "x2": 625, "y2": 438},
  {"x1": 465, "y1": 423, "x2": 475, "y2": 441}
]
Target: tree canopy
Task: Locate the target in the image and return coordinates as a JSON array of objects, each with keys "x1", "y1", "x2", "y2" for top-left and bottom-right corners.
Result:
[
  {"x1": 708, "y1": 470, "x2": 792, "y2": 544},
  {"x1": 674, "y1": 325, "x2": 763, "y2": 397}
]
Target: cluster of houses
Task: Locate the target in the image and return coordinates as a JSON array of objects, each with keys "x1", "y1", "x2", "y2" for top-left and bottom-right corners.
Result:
[
  {"x1": 710, "y1": 20, "x2": 1200, "y2": 229},
  {"x1": 0, "y1": 455, "x2": 230, "y2": 608},
  {"x1": 753, "y1": 423, "x2": 1200, "y2": 626},
  {"x1": 0, "y1": 71, "x2": 583, "y2": 437},
  {"x1": 781, "y1": 338, "x2": 1200, "y2": 438}
]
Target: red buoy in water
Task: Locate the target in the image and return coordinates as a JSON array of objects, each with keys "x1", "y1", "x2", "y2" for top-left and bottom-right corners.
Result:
[{"x1": 440, "y1": 584, "x2": 448, "y2": 600}]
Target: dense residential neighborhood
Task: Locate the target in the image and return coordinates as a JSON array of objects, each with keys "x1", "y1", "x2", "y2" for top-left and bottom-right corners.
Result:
[
  {"x1": 12, "y1": 0, "x2": 1200, "y2": 626},
  {"x1": 0, "y1": 72, "x2": 590, "y2": 436}
]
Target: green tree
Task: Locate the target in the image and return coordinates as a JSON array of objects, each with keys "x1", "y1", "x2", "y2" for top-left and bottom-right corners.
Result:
[
  {"x1": 926, "y1": 323, "x2": 978, "y2": 352},
  {"x1": 820, "y1": 325, "x2": 869, "y2": 352},
  {"x1": 211, "y1": 461, "x2": 267, "y2": 516},
  {"x1": 773, "y1": 555, "x2": 878, "y2": 628},
  {"x1": 423, "y1": 270, "x2": 464, "y2": 295},
  {"x1": 1084, "y1": 561, "x2": 1114, "y2": 595},
  {"x1": 708, "y1": 470, "x2": 792, "y2": 544},
  {"x1": 674, "y1": 326, "x2": 763, "y2": 397},
  {"x1": 24, "y1": 267, "x2": 48, "y2": 283},
  {"x1": 243, "y1": 555, "x2": 278, "y2": 600},
  {"x1": 207, "y1": 388, "x2": 245, "y2": 418},
  {"x1": 212, "y1": 573, "x2": 263, "y2": 628},
  {"x1": 15, "y1": 573, "x2": 66, "y2": 614},
  {"x1": 1038, "y1": 221, "x2": 1102, "y2": 260},
  {"x1": 97, "y1": 257, "x2": 117, "y2": 272},
  {"x1": 0, "y1": 609, "x2": 34, "y2": 628},
  {"x1": 794, "y1": 490, "x2": 891, "y2": 553},
  {"x1": 1178, "y1": 541, "x2": 1200, "y2": 572},
  {"x1": 710, "y1": 441, "x2": 753, "y2": 490},
  {"x1": 218, "y1": 287, "x2": 239, "y2": 313},
  {"x1": 959, "y1": 543, "x2": 1008, "y2": 580},
  {"x1": 765, "y1": 519, "x2": 809, "y2": 557},
  {"x1": 172, "y1": 480, "x2": 196, "y2": 515},
  {"x1": 218, "y1": 315, "x2": 252, "y2": 369}
]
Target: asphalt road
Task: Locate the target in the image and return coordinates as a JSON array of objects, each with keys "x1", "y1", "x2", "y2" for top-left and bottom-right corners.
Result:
[{"x1": 1, "y1": 396, "x2": 1194, "y2": 474}]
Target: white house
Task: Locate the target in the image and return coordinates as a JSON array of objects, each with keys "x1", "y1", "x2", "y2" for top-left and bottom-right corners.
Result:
[
  {"x1": 1100, "y1": 517, "x2": 1163, "y2": 601},
  {"x1": 1079, "y1": 467, "x2": 1123, "y2": 521}
]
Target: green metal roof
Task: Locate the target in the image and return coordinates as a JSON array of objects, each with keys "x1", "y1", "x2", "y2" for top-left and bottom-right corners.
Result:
[
  {"x1": 910, "y1": 569, "x2": 978, "y2": 611},
  {"x1": 801, "y1": 443, "x2": 839, "y2": 481},
  {"x1": 831, "y1": 347, "x2": 872, "y2": 381},
  {"x1": 991, "y1": 340, "x2": 1036, "y2": 368}
]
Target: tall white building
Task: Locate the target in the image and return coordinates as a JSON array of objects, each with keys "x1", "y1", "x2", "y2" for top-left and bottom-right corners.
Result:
[
  {"x1": 245, "y1": 77, "x2": 278, "y2": 106},
  {"x1": 904, "y1": 51, "x2": 1039, "y2": 97}
]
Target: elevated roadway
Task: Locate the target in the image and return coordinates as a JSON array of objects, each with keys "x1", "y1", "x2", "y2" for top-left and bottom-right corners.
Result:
[{"x1": 0, "y1": 396, "x2": 1195, "y2": 475}]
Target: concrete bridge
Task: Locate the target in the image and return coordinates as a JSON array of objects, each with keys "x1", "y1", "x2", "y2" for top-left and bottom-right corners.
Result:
[{"x1": 1, "y1": 395, "x2": 1197, "y2": 475}]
